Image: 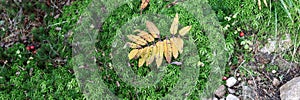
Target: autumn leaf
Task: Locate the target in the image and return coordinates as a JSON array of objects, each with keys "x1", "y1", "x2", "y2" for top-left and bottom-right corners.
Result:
[
  {"x1": 179, "y1": 26, "x2": 192, "y2": 36},
  {"x1": 170, "y1": 37, "x2": 179, "y2": 59},
  {"x1": 146, "y1": 45, "x2": 156, "y2": 66},
  {"x1": 128, "y1": 12, "x2": 191, "y2": 68},
  {"x1": 135, "y1": 29, "x2": 155, "y2": 42},
  {"x1": 156, "y1": 41, "x2": 164, "y2": 67},
  {"x1": 140, "y1": 0, "x2": 150, "y2": 14},
  {"x1": 146, "y1": 21, "x2": 160, "y2": 38},
  {"x1": 128, "y1": 49, "x2": 139, "y2": 60},
  {"x1": 138, "y1": 46, "x2": 150, "y2": 67},
  {"x1": 127, "y1": 42, "x2": 141, "y2": 49},
  {"x1": 170, "y1": 13, "x2": 179, "y2": 35},
  {"x1": 135, "y1": 48, "x2": 144, "y2": 59},
  {"x1": 127, "y1": 34, "x2": 147, "y2": 45},
  {"x1": 175, "y1": 36, "x2": 184, "y2": 54},
  {"x1": 163, "y1": 39, "x2": 172, "y2": 63}
]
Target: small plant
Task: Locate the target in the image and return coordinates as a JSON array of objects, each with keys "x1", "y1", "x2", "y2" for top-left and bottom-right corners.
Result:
[{"x1": 127, "y1": 13, "x2": 192, "y2": 67}]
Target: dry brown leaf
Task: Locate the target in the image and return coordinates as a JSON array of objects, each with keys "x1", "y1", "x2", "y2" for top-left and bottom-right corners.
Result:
[
  {"x1": 146, "y1": 21, "x2": 160, "y2": 38},
  {"x1": 170, "y1": 13, "x2": 179, "y2": 35},
  {"x1": 156, "y1": 41, "x2": 164, "y2": 67},
  {"x1": 135, "y1": 29, "x2": 155, "y2": 42},
  {"x1": 140, "y1": 0, "x2": 150, "y2": 13},
  {"x1": 175, "y1": 37, "x2": 184, "y2": 53},
  {"x1": 127, "y1": 42, "x2": 141, "y2": 49},
  {"x1": 128, "y1": 49, "x2": 139, "y2": 60},
  {"x1": 127, "y1": 35, "x2": 147, "y2": 45},
  {"x1": 179, "y1": 26, "x2": 192, "y2": 36},
  {"x1": 170, "y1": 37, "x2": 179, "y2": 59}
]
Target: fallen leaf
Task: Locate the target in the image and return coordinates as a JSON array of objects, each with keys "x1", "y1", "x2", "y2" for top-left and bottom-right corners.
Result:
[
  {"x1": 135, "y1": 29, "x2": 155, "y2": 42},
  {"x1": 175, "y1": 37, "x2": 184, "y2": 53},
  {"x1": 146, "y1": 45, "x2": 156, "y2": 66},
  {"x1": 127, "y1": 34, "x2": 147, "y2": 45},
  {"x1": 164, "y1": 39, "x2": 172, "y2": 63},
  {"x1": 139, "y1": 46, "x2": 150, "y2": 67},
  {"x1": 140, "y1": 0, "x2": 150, "y2": 14},
  {"x1": 146, "y1": 21, "x2": 160, "y2": 38},
  {"x1": 156, "y1": 41, "x2": 164, "y2": 67},
  {"x1": 179, "y1": 26, "x2": 192, "y2": 36},
  {"x1": 170, "y1": 13, "x2": 179, "y2": 35},
  {"x1": 127, "y1": 42, "x2": 141, "y2": 48},
  {"x1": 128, "y1": 49, "x2": 139, "y2": 60},
  {"x1": 170, "y1": 37, "x2": 179, "y2": 59}
]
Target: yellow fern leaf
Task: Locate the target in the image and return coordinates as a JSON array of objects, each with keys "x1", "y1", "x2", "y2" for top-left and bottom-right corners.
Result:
[
  {"x1": 170, "y1": 13, "x2": 179, "y2": 35},
  {"x1": 179, "y1": 26, "x2": 192, "y2": 36},
  {"x1": 146, "y1": 21, "x2": 160, "y2": 38},
  {"x1": 170, "y1": 37, "x2": 179, "y2": 59},
  {"x1": 128, "y1": 49, "x2": 139, "y2": 60},
  {"x1": 127, "y1": 34, "x2": 147, "y2": 45}
]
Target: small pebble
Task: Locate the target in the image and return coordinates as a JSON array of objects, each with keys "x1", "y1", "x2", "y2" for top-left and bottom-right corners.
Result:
[
  {"x1": 273, "y1": 78, "x2": 280, "y2": 87},
  {"x1": 228, "y1": 88, "x2": 236, "y2": 94},
  {"x1": 238, "y1": 77, "x2": 242, "y2": 81},
  {"x1": 272, "y1": 70, "x2": 277, "y2": 74},
  {"x1": 226, "y1": 77, "x2": 237, "y2": 87},
  {"x1": 226, "y1": 94, "x2": 240, "y2": 100},
  {"x1": 55, "y1": 27, "x2": 62, "y2": 31},
  {"x1": 247, "y1": 80, "x2": 253, "y2": 85},
  {"x1": 214, "y1": 85, "x2": 226, "y2": 98}
]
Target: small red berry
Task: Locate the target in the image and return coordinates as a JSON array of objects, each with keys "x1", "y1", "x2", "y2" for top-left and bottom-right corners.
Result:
[
  {"x1": 30, "y1": 45, "x2": 35, "y2": 50},
  {"x1": 33, "y1": 50, "x2": 37, "y2": 54},
  {"x1": 239, "y1": 31, "x2": 244, "y2": 37},
  {"x1": 222, "y1": 76, "x2": 227, "y2": 80},
  {"x1": 26, "y1": 46, "x2": 30, "y2": 50}
]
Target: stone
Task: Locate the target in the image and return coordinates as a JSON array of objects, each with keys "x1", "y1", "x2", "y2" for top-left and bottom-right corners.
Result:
[
  {"x1": 214, "y1": 85, "x2": 226, "y2": 98},
  {"x1": 260, "y1": 39, "x2": 276, "y2": 54},
  {"x1": 242, "y1": 86, "x2": 255, "y2": 100},
  {"x1": 226, "y1": 94, "x2": 239, "y2": 100},
  {"x1": 272, "y1": 78, "x2": 280, "y2": 87},
  {"x1": 228, "y1": 88, "x2": 236, "y2": 94},
  {"x1": 280, "y1": 77, "x2": 300, "y2": 100},
  {"x1": 226, "y1": 77, "x2": 237, "y2": 87},
  {"x1": 272, "y1": 70, "x2": 277, "y2": 74}
]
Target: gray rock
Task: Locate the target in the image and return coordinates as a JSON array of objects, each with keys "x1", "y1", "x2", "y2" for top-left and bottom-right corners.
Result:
[
  {"x1": 226, "y1": 77, "x2": 237, "y2": 87},
  {"x1": 228, "y1": 88, "x2": 236, "y2": 94},
  {"x1": 280, "y1": 77, "x2": 300, "y2": 100},
  {"x1": 242, "y1": 86, "x2": 255, "y2": 100},
  {"x1": 226, "y1": 94, "x2": 239, "y2": 100},
  {"x1": 213, "y1": 97, "x2": 218, "y2": 100},
  {"x1": 214, "y1": 85, "x2": 226, "y2": 98}
]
